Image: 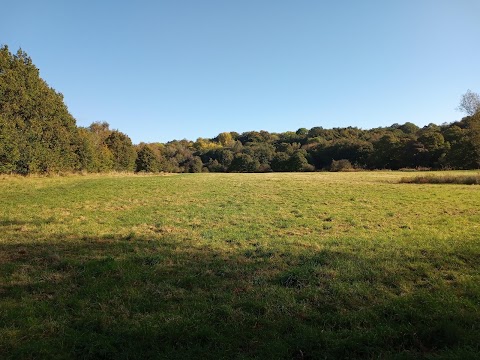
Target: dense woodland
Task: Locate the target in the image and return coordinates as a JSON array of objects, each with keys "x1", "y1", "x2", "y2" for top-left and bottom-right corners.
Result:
[{"x1": 1, "y1": 46, "x2": 479, "y2": 175}]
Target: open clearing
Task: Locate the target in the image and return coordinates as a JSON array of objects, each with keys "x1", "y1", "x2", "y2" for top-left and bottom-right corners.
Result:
[{"x1": 1, "y1": 171, "x2": 479, "y2": 359}]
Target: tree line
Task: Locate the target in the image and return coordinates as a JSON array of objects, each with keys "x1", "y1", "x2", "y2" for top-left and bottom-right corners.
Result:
[{"x1": 1, "y1": 46, "x2": 479, "y2": 175}]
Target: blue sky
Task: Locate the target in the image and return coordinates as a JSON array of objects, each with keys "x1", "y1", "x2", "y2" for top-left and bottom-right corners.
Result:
[{"x1": 2, "y1": 0, "x2": 479, "y2": 143}]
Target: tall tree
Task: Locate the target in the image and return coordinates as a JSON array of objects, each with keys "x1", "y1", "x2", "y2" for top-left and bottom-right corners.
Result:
[
  {"x1": 458, "y1": 90, "x2": 480, "y2": 116},
  {"x1": 0, "y1": 46, "x2": 80, "y2": 174},
  {"x1": 105, "y1": 130, "x2": 137, "y2": 171},
  {"x1": 135, "y1": 144, "x2": 160, "y2": 172}
]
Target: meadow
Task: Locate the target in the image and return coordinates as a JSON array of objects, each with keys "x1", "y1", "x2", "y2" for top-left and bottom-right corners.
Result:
[{"x1": 1, "y1": 171, "x2": 479, "y2": 359}]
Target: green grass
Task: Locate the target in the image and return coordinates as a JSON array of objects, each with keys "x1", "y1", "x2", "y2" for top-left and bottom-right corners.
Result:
[{"x1": 1, "y1": 171, "x2": 479, "y2": 359}]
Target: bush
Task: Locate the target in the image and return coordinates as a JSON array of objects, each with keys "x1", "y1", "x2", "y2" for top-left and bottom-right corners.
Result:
[{"x1": 330, "y1": 159, "x2": 353, "y2": 172}]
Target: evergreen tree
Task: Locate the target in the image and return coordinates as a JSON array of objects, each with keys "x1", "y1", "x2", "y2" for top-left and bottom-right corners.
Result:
[{"x1": 0, "y1": 46, "x2": 80, "y2": 174}]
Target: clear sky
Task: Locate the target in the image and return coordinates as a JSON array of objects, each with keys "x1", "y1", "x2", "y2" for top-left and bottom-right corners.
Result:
[{"x1": 2, "y1": 0, "x2": 479, "y2": 143}]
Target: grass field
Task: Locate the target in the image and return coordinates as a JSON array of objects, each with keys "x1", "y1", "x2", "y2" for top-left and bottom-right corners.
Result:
[{"x1": 1, "y1": 171, "x2": 479, "y2": 359}]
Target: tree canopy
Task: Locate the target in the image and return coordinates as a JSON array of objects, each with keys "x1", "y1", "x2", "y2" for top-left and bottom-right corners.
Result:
[{"x1": 0, "y1": 46, "x2": 478, "y2": 174}]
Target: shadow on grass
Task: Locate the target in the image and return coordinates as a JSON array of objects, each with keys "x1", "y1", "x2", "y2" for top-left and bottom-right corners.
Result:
[{"x1": 1, "y1": 233, "x2": 479, "y2": 359}]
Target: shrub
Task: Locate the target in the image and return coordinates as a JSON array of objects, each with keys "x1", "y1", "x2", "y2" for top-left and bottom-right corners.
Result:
[{"x1": 330, "y1": 159, "x2": 353, "y2": 172}]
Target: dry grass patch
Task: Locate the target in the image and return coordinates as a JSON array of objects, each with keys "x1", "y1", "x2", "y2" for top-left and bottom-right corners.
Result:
[{"x1": 400, "y1": 174, "x2": 480, "y2": 184}]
